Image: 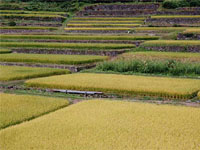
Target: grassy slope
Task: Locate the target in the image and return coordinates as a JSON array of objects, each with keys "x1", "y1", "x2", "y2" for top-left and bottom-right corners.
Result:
[
  {"x1": 0, "y1": 100, "x2": 199, "y2": 150},
  {"x1": 0, "y1": 93, "x2": 69, "y2": 129}
]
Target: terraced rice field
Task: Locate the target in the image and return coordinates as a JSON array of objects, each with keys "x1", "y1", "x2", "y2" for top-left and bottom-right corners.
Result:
[
  {"x1": 0, "y1": 42, "x2": 135, "y2": 50},
  {"x1": 0, "y1": 2, "x2": 200, "y2": 149},
  {"x1": 0, "y1": 93, "x2": 69, "y2": 129},
  {"x1": 0, "y1": 65, "x2": 69, "y2": 81},
  {"x1": 0, "y1": 53, "x2": 108, "y2": 65},
  {"x1": 118, "y1": 51, "x2": 200, "y2": 62},
  {"x1": 25, "y1": 73, "x2": 200, "y2": 99},
  {"x1": 0, "y1": 100, "x2": 199, "y2": 150},
  {"x1": 0, "y1": 49, "x2": 11, "y2": 54},
  {"x1": 0, "y1": 34, "x2": 159, "y2": 41}
]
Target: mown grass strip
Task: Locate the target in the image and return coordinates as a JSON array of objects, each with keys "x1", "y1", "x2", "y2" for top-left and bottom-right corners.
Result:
[
  {"x1": 0, "y1": 10, "x2": 66, "y2": 15},
  {"x1": 67, "y1": 24, "x2": 141, "y2": 27},
  {"x1": 141, "y1": 40, "x2": 200, "y2": 47},
  {"x1": 0, "y1": 65, "x2": 70, "y2": 81},
  {"x1": 73, "y1": 17, "x2": 145, "y2": 20},
  {"x1": 0, "y1": 26, "x2": 57, "y2": 30},
  {"x1": 0, "y1": 34, "x2": 159, "y2": 41},
  {"x1": 0, "y1": 93, "x2": 69, "y2": 129},
  {"x1": 0, "y1": 42, "x2": 135, "y2": 50},
  {"x1": 1, "y1": 100, "x2": 200, "y2": 149},
  {"x1": 25, "y1": 73, "x2": 200, "y2": 99},
  {"x1": 65, "y1": 27, "x2": 133, "y2": 31},
  {"x1": 152, "y1": 15, "x2": 200, "y2": 19},
  {"x1": 0, "y1": 53, "x2": 108, "y2": 65},
  {"x1": 0, "y1": 49, "x2": 12, "y2": 54}
]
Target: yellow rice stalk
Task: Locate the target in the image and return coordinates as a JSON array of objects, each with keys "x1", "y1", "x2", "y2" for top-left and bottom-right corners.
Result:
[
  {"x1": 25, "y1": 73, "x2": 200, "y2": 99},
  {"x1": 0, "y1": 100, "x2": 200, "y2": 150},
  {"x1": 0, "y1": 93, "x2": 69, "y2": 129}
]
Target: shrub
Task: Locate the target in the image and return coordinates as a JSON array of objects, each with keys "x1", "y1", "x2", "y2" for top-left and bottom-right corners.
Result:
[
  {"x1": 190, "y1": 0, "x2": 200, "y2": 7},
  {"x1": 96, "y1": 59, "x2": 200, "y2": 76},
  {"x1": 8, "y1": 21, "x2": 16, "y2": 26},
  {"x1": 163, "y1": 0, "x2": 179, "y2": 9}
]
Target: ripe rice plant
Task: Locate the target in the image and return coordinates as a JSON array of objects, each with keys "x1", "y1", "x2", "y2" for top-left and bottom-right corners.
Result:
[
  {"x1": 0, "y1": 14, "x2": 65, "y2": 19},
  {"x1": 1, "y1": 100, "x2": 200, "y2": 150},
  {"x1": 119, "y1": 52, "x2": 200, "y2": 62},
  {"x1": 0, "y1": 93, "x2": 69, "y2": 129},
  {"x1": 0, "y1": 26, "x2": 57, "y2": 30},
  {"x1": 0, "y1": 65, "x2": 70, "y2": 81},
  {"x1": 73, "y1": 17, "x2": 145, "y2": 20},
  {"x1": 141, "y1": 40, "x2": 200, "y2": 47},
  {"x1": 95, "y1": 59, "x2": 200, "y2": 77},
  {"x1": 67, "y1": 24, "x2": 141, "y2": 27},
  {"x1": 65, "y1": 27, "x2": 133, "y2": 31},
  {"x1": 0, "y1": 10, "x2": 66, "y2": 15},
  {"x1": 69, "y1": 20, "x2": 144, "y2": 24},
  {"x1": 152, "y1": 15, "x2": 200, "y2": 19},
  {"x1": 25, "y1": 73, "x2": 200, "y2": 99},
  {"x1": 183, "y1": 29, "x2": 200, "y2": 34},
  {"x1": 1, "y1": 42, "x2": 135, "y2": 50},
  {"x1": 133, "y1": 27, "x2": 200, "y2": 32},
  {"x1": 0, "y1": 34, "x2": 159, "y2": 41},
  {"x1": 0, "y1": 53, "x2": 108, "y2": 65}
]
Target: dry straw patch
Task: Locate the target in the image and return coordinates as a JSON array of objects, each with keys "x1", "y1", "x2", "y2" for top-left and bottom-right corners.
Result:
[
  {"x1": 0, "y1": 100, "x2": 200, "y2": 150},
  {"x1": 0, "y1": 93, "x2": 69, "y2": 129},
  {"x1": 26, "y1": 73, "x2": 200, "y2": 99}
]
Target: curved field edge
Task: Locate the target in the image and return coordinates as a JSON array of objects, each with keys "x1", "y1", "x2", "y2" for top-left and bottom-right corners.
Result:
[
  {"x1": 0, "y1": 93, "x2": 70, "y2": 129},
  {"x1": 0, "y1": 100, "x2": 199, "y2": 150},
  {"x1": 0, "y1": 65, "x2": 70, "y2": 81},
  {"x1": 25, "y1": 73, "x2": 200, "y2": 100}
]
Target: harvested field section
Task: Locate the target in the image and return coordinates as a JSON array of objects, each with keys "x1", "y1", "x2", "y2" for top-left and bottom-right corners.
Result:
[
  {"x1": 0, "y1": 53, "x2": 108, "y2": 65},
  {"x1": 25, "y1": 73, "x2": 200, "y2": 99},
  {"x1": 0, "y1": 100, "x2": 199, "y2": 150},
  {"x1": 0, "y1": 42, "x2": 135, "y2": 50},
  {"x1": 0, "y1": 65, "x2": 69, "y2": 81},
  {"x1": 0, "y1": 93, "x2": 69, "y2": 129}
]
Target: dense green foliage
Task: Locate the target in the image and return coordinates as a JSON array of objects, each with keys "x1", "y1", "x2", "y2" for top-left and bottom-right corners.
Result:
[
  {"x1": 96, "y1": 59, "x2": 200, "y2": 76},
  {"x1": 163, "y1": 0, "x2": 200, "y2": 9}
]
